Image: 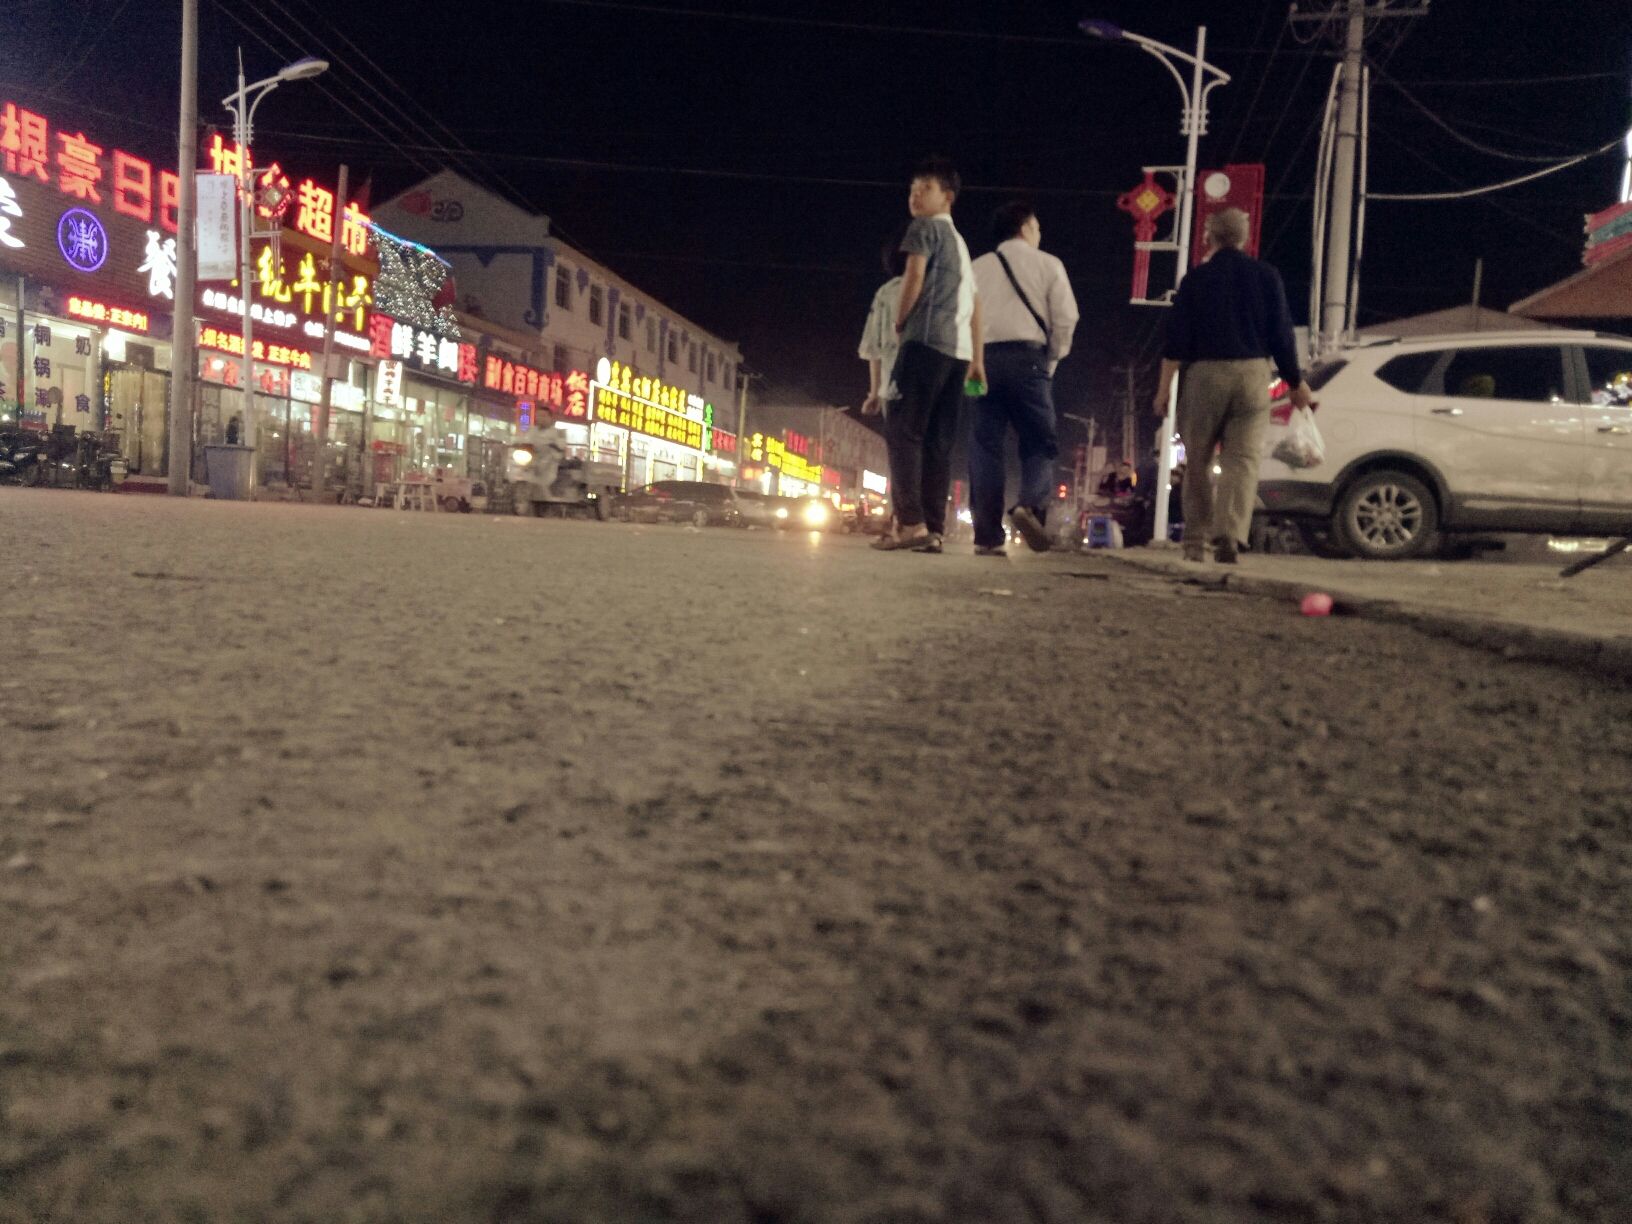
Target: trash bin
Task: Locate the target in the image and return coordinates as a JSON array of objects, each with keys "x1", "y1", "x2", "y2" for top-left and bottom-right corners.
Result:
[{"x1": 203, "y1": 444, "x2": 254, "y2": 500}]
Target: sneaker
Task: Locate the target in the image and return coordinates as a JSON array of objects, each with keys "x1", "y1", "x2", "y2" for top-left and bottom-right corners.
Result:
[
  {"x1": 1009, "y1": 506, "x2": 1050, "y2": 552},
  {"x1": 973, "y1": 544, "x2": 1007, "y2": 557},
  {"x1": 1214, "y1": 539, "x2": 1239, "y2": 564},
  {"x1": 912, "y1": 533, "x2": 944, "y2": 554}
]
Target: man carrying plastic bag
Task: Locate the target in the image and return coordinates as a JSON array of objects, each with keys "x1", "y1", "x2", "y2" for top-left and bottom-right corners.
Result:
[{"x1": 1153, "y1": 208, "x2": 1313, "y2": 564}]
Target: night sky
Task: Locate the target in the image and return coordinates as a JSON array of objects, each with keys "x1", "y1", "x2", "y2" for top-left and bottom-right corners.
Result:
[{"x1": 4, "y1": 0, "x2": 1630, "y2": 452}]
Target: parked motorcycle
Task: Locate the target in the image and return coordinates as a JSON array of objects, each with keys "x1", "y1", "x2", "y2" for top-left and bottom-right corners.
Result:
[{"x1": 0, "y1": 428, "x2": 47, "y2": 486}]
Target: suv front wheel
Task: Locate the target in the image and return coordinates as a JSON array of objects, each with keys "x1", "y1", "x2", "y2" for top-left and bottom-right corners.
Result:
[{"x1": 1334, "y1": 470, "x2": 1438, "y2": 560}]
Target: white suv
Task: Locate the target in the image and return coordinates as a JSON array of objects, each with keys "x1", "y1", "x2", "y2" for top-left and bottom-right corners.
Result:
[{"x1": 1256, "y1": 330, "x2": 1632, "y2": 559}]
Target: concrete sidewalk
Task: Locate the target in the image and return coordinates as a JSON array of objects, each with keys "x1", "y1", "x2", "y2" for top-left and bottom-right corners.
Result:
[{"x1": 1101, "y1": 543, "x2": 1632, "y2": 679}]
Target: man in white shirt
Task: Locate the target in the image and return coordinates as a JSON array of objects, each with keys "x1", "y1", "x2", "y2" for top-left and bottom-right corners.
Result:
[{"x1": 969, "y1": 202, "x2": 1080, "y2": 554}]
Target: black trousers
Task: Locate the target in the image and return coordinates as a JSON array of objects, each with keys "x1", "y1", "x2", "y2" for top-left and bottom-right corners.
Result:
[{"x1": 886, "y1": 341, "x2": 965, "y2": 533}]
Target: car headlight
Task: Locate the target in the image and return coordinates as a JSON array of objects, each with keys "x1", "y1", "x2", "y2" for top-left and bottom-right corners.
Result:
[
  {"x1": 775, "y1": 506, "x2": 789, "y2": 519},
  {"x1": 804, "y1": 504, "x2": 828, "y2": 525},
  {"x1": 510, "y1": 447, "x2": 533, "y2": 466}
]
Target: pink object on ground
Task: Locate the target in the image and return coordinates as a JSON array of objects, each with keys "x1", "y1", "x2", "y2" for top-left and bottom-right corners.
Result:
[{"x1": 1301, "y1": 592, "x2": 1334, "y2": 617}]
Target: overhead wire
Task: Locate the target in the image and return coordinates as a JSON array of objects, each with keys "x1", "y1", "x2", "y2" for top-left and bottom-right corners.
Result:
[
  {"x1": 1368, "y1": 138, "x2": 1622, "y2": 201},
  {"x1": 1374, "y1": 67, "x2": 1617, "y2": 164},
  {"x1": 278, "y1": 0, "x2": 539, "y2": 212},
  {"x1": 203, "y1": 0, "x2": 446, "y2": 183}
]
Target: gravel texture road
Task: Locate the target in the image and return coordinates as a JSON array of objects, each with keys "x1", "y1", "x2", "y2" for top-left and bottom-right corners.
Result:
[{"x1": 1, "y1": 488, "x2": 1628, "y2": 1224}]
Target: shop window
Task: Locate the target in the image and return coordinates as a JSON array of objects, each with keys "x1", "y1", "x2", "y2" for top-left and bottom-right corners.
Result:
[
  {"x1": 706, "y1": 351, "x2": 717, "y2": 383},
  {"x1": 555, "y1": 267, "x2": 571, "y2": 311},
  {"x1": 589, "y1": 286, "x2": 604, "y2": 326},
  {"x1": 723, "y1": 361, "x2": 734, "y2": 389},
  {"x1": 618, "y1": 303, "x2": 632, "y2": 341}
]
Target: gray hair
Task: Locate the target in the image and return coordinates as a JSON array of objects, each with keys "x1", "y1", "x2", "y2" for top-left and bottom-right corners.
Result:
[{"x1": 1204, "y1": 207, "x2": 1250, "y2": 250}]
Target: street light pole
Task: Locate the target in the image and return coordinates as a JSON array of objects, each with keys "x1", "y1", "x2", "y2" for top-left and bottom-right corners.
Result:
[
  {"x1": 1079, "y1": 19, "x2": 1229, "y2": 545},
  {"x1": 221, "y1": 52, "x2": 327, "y2": 497}
]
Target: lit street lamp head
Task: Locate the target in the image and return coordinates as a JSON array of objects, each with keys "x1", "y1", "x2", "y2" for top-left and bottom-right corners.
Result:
[
  {"x1": 1078, "y1": 19, "x2": 1125, "y2": 41},
  {"x1": 276, "y1": 57, "x2": 329, "y2": 82}
]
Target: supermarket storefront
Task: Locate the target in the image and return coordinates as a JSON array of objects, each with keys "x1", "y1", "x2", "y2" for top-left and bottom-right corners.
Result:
[{"x1": 583, "y1": 358, "x2": 720, "y2": 489}]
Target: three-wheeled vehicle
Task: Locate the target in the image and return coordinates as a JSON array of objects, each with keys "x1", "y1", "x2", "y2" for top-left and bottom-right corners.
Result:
[{"x1": 507, "y1": 427, "x2": 620, "y2": 519}]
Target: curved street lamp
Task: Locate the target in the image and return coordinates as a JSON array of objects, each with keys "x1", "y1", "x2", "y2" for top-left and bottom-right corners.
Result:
[
  {"x1": 1081, "y1": 19, "x2": 1229, "y2": 544},
  {"x1": 220, "y1": 54, "x2": 328, "y2": 492}
]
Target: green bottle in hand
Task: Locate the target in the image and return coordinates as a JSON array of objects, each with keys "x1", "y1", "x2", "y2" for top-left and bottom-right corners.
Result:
[{"x1": 963, "y1": 376, "x2": 987, "y2": 398}]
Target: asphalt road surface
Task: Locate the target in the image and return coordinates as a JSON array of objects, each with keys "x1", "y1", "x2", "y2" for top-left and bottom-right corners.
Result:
[{"x1": 2, "y1": 489, "x2": 1628, "y2": 1224}]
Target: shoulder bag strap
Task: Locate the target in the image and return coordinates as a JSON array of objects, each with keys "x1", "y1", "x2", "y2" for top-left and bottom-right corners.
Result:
[{"x1": 995, "y1": 249, "x2": 1050, "y2": 345}]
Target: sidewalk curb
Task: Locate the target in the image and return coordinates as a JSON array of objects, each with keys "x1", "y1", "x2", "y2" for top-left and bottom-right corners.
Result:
[{"x1": 1099, "y1": 551, "x2": 1632, "y2": 682}]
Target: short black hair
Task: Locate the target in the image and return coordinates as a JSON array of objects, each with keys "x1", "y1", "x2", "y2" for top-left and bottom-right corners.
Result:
[
  {"x1": 913, "y1": 156, "x2": 961, "y2": 198},
  {"x1": 990, "y1": 201, "x2": 1035, "y2": 247},
  {"x1": 880, "y1": 224, "x2": 909, "y2": 278}
]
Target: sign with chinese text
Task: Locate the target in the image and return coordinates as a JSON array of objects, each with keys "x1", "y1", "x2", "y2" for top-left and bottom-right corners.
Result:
[
  {"x1": 376, "y1": 359, "x2": 403, "y2": 406},
  {"x1": 366, "y1": 312, "x2": 476, "y2": 383},
  {"x1": 205, "y1": 133, "x2": 370, "y2": 256},
  {"x1": 66, "y1": 294, "x2": 148, "y2": 332},
  {"x1": 0, "y1": 95, "x2": 374, "y2": 350},
  {"x1": 862, "y1": 469, "x2": 888, "y2": 495},
  {"x1": 591, "y1": 379, "x2": 708, "y2": 451},
  {"x1": 196, "y1": 172, "x2": 236, "y2": 280},
  {"x1": 197, "y1": 323, "x2": 312, "y2": 369}
]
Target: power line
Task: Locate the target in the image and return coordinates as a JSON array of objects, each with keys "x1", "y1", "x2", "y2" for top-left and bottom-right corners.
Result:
[
  {"x1": 1393, "y1": 70, "x2": 1625, "y2": 87},
  {"x1": 204, "y1": 0, "x2": 445, "y2": 183},
  {"x1": 279, "y1": 0, "x2": 539, "y2": 213},
  {"x1": 252, "y1": 132, "x2": 1133, "y2": 197},
  {"x1": 1374, "y1": 66, "x2": 1617, "y2": 164},
  {"x1": 1368, "y1": 137, "x2": 1622, "y2": 202},
  {"x1": 528, "y1": 0, "x2": 1330, "y2": 53}
]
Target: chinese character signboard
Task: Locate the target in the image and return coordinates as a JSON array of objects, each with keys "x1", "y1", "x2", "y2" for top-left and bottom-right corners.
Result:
[
  {"x1": 196, "y1": 173, "x2": 236, "y2": 280},
  {"x1": 0, "y1": 94, "x2": 374, "y2": 347},
  {"x1": 366, "y1": 312, "x2": 475, "y2": 383},
  {"x1": 590, "y1": 358, "x2": 711, "y2": 452}
]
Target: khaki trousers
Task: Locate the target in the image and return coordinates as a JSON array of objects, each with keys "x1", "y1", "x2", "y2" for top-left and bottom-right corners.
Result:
[{"x1": 1177, "y1": 358, "x2": 1272, "y2": 549}]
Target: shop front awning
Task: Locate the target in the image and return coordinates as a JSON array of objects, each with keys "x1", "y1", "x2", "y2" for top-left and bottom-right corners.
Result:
[{"x1": 1510, "y1": 233, "x2": 1632, "y2": 320}]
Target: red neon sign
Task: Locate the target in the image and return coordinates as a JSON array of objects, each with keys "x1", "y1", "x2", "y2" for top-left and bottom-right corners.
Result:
[
  {"x1": 711, "y1": 427, "x2": 737, "y2": 455},
  {"x1": 198, "y1": 324, "x2": 313, "y2": 370},
  {"x1": 3, "y1": 101, "x2": 179, "y2": 233},
  {"x1": 66, "y1": 295, "x2": 149, "y2": 332}
]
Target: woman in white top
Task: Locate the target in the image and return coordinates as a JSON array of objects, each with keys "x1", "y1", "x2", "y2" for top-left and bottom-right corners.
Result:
[{"x1": 859, "y1": 231, "x2": 909, "y2": 418}]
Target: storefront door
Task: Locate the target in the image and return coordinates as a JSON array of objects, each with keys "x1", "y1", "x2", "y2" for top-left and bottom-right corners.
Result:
[{"x1": 108, "y1": 367, "x2": 171, "y2": 476}]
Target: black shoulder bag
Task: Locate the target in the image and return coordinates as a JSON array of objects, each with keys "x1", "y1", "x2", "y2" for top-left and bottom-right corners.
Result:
[{"x1": 994, "y1": 250, "x2": 1050, "y2": 345}]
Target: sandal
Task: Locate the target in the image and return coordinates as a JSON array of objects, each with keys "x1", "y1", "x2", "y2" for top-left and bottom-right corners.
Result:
[
  {"x1": 911, "y1": 533, "x2": 943, "y2": 554},
  {"x1": 872, "y1": 529, "x2": 929, "y2": 551}
]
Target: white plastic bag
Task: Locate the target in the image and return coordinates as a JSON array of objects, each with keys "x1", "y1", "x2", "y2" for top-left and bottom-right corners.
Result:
[{"x1": 1272, "y1": 406, "x2": 1326, "y2": 469}]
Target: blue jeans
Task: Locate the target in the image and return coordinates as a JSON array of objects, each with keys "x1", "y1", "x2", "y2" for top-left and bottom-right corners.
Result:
[{"x1": 969, "y1": 343, "x2": 1058, "y2": 549}]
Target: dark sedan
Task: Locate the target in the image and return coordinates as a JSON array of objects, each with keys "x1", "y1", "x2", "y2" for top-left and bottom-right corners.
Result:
[{"x1": 614, "y1": 479, "x2": 745, "y2": 527}]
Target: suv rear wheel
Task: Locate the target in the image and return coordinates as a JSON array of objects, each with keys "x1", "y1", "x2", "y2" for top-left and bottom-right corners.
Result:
[{"x1": 1333, "y1": 470, "x2": 1438, "y2": 560}]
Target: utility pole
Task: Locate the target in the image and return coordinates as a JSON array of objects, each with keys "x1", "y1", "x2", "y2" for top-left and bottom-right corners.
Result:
[
  {"x1": 167, "y1": 0, "x2": 198, "y2": 495},
  {"x1": 1293, "y1": 1, "x2": 1428, "y2": 351},
  {"x1": 1111, "y1": 364, "x2": 1137, "y2": 465},
  {"x1": 734, "y1": 368, "x2": 756, "y2": 488}
]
